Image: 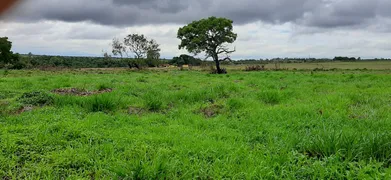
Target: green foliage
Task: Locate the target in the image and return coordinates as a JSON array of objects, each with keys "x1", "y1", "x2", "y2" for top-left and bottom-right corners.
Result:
[
  {"x1": 170, "y1": 54, "x2": 202, "y2": 66},
  {"x1": 334, "y1": 56, "x2": 358, "y2": 61},
  {"x1": 17, "y1": 91, "x2": 54, "y2": 106},
  {"x1": 0, "y1": 37, "x2": 13, "y2": 65},
  {"x1": 112, "y1": 34, "x2": 161, "y2": 69},
  {"x1": 177, "y1": 17, "x2": 237, "y2": 55},
  {"x1": 0, "y1": 37, "x2": 23, "y2": 69}
]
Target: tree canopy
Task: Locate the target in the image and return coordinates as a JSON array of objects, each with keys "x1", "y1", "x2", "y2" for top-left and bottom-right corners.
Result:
[
  {"x1": 170, "y1": 54, "x2": 202, "y2": 66},
  {"x1": 0, "y1": 37, "x2": 21, "y2": 68},
  {"x1": 112, "y1": 33, "x2": 161, "y2": 69},
  {"x1": 112, "y1": 34, "x2": 160, "y2": 60},
  {"x1": 0, "y1": 37, "x2": 14, "y2": 64},
  {"x1": 177, "y1": 16, "x2": 237, "y2": 73}
]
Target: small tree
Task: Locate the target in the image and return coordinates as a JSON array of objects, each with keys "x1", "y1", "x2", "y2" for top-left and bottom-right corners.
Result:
[
  {"x1": 177, "y1": 17, "x2": 237, "y2": 74},
  {"x1": 112, "y1": 34, "x2": 160, "y2": 69}
]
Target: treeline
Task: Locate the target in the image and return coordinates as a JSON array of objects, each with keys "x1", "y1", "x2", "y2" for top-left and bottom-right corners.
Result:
[
  {"x1": 2, "y1": 54, "x2": 390, "y2": 69},
  {"x1": 2, "y1": 53, "x2": 212, "y2": 69}
]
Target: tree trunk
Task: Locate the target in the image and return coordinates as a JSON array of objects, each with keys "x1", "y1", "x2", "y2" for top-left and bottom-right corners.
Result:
[
  {"x1": 215, "y1": 59, "x2": 222, "y2": 74},
  {"x1": 213, "y1": 53, "x2": 224, "y2": 74}
]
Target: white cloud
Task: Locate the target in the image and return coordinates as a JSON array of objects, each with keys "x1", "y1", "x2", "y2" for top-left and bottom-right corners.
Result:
[{"x1": 1, "y1": 20, "x2": 391, "y2": 59}]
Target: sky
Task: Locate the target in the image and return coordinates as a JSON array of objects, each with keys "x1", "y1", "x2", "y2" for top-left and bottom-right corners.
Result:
[{"x1": 0, "y1": 0, "x2": 391, "y2": 59}]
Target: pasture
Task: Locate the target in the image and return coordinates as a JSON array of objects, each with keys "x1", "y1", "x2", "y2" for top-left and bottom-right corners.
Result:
[{"x1": 0, "y1": 67, "x2": 391, "y2": 179}]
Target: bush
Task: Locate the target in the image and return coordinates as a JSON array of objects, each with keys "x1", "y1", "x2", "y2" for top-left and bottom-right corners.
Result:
[
  {"x1": 17, "y1": 91, "x2": 54, "y2": 106},
  {"x1": 210, "y1": 67, "x2": 228, "y2": 74}
]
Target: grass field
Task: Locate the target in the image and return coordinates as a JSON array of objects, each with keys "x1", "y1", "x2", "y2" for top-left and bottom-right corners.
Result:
[
  {"x1": 227, "y1": 61, "x2": 391, "y2": 71},
  {"x1": 0, "y1": 68, "x2": 391, "y2": 179}
]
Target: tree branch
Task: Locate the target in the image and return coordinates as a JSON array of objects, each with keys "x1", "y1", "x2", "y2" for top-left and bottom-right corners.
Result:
[
  {"x1": 217, "y1": 46, "x2": 236, "y2": 55},
  {"x1": 219, "y1": 56, "x2": 232, "y2": 62}
]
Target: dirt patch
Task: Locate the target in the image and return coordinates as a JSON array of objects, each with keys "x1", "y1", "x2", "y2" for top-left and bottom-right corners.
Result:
[
  {"x1": 16, "y1": 105, "x2": 34, "y2": 114},
  {"x1": 199, "y1": 104, "x2": 224, "y2": 118},
  {"x1": 52, "y1": 88, "x2": 112, "y2": 96},
  {"x1": 128, "y1": 106, "x2": 144, "y2": 115}
]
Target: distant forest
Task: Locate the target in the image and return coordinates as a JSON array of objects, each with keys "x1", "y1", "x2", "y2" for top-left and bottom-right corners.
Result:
[{"x1": 4, "y1": 53, "x2": 391, "y2": 69}]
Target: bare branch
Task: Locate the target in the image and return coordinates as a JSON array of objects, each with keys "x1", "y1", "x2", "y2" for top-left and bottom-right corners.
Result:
[
  {"x1": 216, "y1": 45, "x2": 236, "y2": 55},
  {"x1": 219, "y1": 56, "x2": 232, "y2": 62},
  {"x1": 204, "y1": 54, "x2": 212, "y2": 61}
]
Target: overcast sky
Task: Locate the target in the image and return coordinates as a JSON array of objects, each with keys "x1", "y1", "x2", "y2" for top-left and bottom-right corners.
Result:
[{"x1": 1, "y1": 0, "x2": 390, "y2": 59}]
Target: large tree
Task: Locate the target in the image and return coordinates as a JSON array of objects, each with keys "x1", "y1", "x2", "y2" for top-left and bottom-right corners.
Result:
[
  {"x1": 112, "y1": 34, "x2": 161, "y2": 69},
  {"x1": 0, "y1": 37, "x2": 20, "y2": 68},
  {"x1": 0, "y1": 37, "x2": 14, "y2": 64},
  {"x1": 177, "y1": 16, "x2": 237, "y2": 74}
]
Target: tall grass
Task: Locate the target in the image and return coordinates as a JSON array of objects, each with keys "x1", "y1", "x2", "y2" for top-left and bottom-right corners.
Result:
[
  {"x1": 0, "y1": 69, "x2": 390, "y2": 179},
  {"x1": 54, "y1": 93, "x2": 122, "y2": 113},
  {"x1": 298, "y1": 129, "x2": 391, "y2": 164}
]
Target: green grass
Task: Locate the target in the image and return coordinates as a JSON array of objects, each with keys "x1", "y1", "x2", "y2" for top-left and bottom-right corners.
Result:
[{"x1": 0, "y1": 69, "x2": 390, "y2": 179}]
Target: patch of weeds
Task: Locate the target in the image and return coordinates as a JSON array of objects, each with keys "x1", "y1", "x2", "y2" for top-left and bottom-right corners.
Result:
[
  {"x1": 227, "y1": 98, "x2": 244, "y2": 110},
  {"x1": 298, "y1": 131, "x2": 391, "y2": 164},
  {"x1": 54, "y1": 94, "x2": 121, "y2": 113},
  {"x1": 17, "y1": 91, "x2": 54, "y2": 106},
  {"x1": 136, "y1": 76, "x2": 148, "y2": 83},
  {"x1": 3, "y1": 70, "x2": 9, "y2": 76},
  {"x1": 85, "y1": 95, "x2": 119, "y2": 113},
  {"x1": 0, "y1": 90, "x2": 18, "y2": 99},
  {"x1": 0, "y1": 101, "x2": 10, "y2": 116},
  {"x1": 96, "y1": 83, "x2": 112, "y2": 91},
  {"x1": 144, "y1": 92, "x2": 164, "y2": 112},
  {"x1": 257, "y1": 90, "x2": 283, "y2": 105}
]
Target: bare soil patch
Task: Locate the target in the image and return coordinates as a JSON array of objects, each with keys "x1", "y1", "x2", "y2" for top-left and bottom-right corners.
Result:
[
  {"x1": 199, "y1": 104, "x2": 224, "y2": 118},
  {"x1": 52, "y1": 88, "x2": 113, "y2": 96}
]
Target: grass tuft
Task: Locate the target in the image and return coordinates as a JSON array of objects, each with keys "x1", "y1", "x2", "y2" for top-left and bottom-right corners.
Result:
[
  {"x1": 17, "y1": 91, "x2": 54, "y2": 106},
  {"x1": 257, "y1": 90, "x2": 283, "y2": 105}
]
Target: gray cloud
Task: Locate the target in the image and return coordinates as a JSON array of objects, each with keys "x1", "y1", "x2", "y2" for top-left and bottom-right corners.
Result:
[{"x1": 2, "y1": 0, "x2": 391, "y2": 31}]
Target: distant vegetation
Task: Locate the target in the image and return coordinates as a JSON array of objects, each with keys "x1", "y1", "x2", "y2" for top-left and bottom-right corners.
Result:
[{"x1": 3, "y1": 53, "x2": 388, "y2": 70}]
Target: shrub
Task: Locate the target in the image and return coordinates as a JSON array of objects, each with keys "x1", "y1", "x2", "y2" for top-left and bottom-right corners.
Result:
[
  {"x1": 17, "y1": 91, "x2": 54, "y2": 106},
  {"x1": 210, "y1": 67, "x2": 227, "y2": 74}
]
